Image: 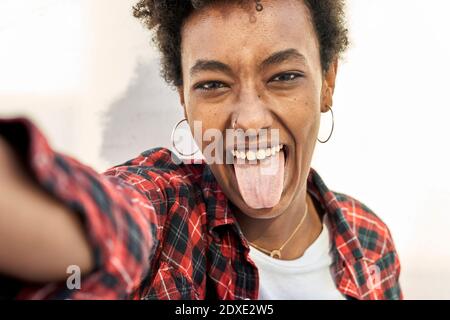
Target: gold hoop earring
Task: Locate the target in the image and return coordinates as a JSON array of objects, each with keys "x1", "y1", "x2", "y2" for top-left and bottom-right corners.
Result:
[
  {"x1": 171, "y1": 118, "x2": 200, "y2": 157},
  {"x1": 317, "y1": 106, "x2": 335, "y2": 144}
]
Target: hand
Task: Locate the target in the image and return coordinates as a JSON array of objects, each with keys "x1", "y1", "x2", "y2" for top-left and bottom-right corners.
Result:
[
  {"x1": 0, "y1": 135, "x2": 94, "y2": 282},
  {"x1": 0, "y1": 136, "x2": 29, "y2": 195}
]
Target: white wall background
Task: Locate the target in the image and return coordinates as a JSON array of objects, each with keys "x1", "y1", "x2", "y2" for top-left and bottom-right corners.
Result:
[{"x1": 0, "y1": 0, "x2": 449, "y2": 299}]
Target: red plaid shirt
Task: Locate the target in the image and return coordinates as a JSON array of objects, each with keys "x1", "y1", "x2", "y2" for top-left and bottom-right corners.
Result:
[{"x1": 0, "y1": 118, "x2": 402, "y2": 300}]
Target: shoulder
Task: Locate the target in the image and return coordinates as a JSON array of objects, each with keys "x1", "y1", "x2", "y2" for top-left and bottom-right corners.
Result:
[
  {"x1": 331, "y1": 191, "x2": 398, "y2": 261},
  {"x1": 104, "y1": 147, "x2": 206, "y2": 187}
]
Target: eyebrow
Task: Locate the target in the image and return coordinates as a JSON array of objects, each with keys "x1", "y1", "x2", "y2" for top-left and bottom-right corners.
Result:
[
  {"x1": 190, "y1": 60, "x2": 233, "y2": 78},
  {"x1": 189, "y1": 48, "x2": 307, "y2": 78},
  {"x1": 260, "y1": 48, "x2": 307, "y2": 70}
]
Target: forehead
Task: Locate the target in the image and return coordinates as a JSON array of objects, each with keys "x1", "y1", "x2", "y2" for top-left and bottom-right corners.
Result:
[{"x1": 180, "y1": 0, "x2": 320, "y2": 67}]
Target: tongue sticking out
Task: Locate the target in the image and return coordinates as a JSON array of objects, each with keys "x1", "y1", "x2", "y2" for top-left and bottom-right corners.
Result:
[{"x1": 233, "y1": 150, "x2": 285, "y2": 209}]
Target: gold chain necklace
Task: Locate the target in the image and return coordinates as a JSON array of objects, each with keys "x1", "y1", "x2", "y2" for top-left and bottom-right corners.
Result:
[{"x1": 248, "y1": 204, "x2": 309, "y2": 259}]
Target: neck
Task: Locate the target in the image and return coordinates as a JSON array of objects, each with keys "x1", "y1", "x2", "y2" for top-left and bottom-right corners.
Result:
[{"x1": 235, "y1": 187, "x2": 323, "y2": 260}]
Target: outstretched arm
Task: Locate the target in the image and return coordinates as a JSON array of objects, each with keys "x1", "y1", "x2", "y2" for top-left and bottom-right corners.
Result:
[
  {"x1": 0, "y1": 136, "x2": 94, "y2": 282},
  {"x1": 0, "y1": 118, "x2": 162, "y2": 299}
]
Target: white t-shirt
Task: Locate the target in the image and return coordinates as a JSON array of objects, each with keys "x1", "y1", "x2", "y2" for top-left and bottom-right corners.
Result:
[{"x1": 248, "y1": 215, "x2": 346, "y2": 300}]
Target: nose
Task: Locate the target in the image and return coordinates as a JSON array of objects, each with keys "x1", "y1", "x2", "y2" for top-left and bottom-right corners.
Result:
[{"x1": 230, "y1": 91, "x2": 273, "y2": 136}]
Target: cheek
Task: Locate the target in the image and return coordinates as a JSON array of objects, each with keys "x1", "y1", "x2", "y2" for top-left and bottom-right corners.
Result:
[
  {"x1": 305, "y1": 106, "x2": 321, "y2": 139},
  {"x1": 281, "y1": 96, "x2": 321, "y2": 144},
  {"x1": 187, "y1": 108, "x2": 227, "y2": 151}
]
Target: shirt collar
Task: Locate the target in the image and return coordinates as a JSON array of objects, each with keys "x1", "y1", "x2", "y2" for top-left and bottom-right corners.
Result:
[
  {"x1": 200, "y1": 165, "x2": 237, "y2": 241},
  {"x1": 200, "y1": 164, "x2": 365, "y2": 263},
  {"x1": 307, "y1": 167, "x2": 365, "y2": 264}
]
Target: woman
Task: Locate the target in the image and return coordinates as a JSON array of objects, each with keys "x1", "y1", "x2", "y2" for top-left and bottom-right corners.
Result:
[{"x1": 0, "y1": 0, "x2": 402, "y2": 300}]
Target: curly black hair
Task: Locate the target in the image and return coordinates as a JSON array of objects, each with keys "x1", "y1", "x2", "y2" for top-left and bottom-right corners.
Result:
[{"x1": 133, "y1": 0, "x2": 349, "y2": 87}]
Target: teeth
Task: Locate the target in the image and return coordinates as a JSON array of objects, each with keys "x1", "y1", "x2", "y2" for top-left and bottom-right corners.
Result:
[
  {"x1": 246, "y1": 151, "x2": 256, "y2": 161},
  {"x1": 232, "y1": 144, "x2": 284, "y2": 161},
  {"x1": 257, "y1": 149, "x2": 267, "y2": 160},
  {"x1": 256, "y1": 149, "x2": 267, "y2": 160}
]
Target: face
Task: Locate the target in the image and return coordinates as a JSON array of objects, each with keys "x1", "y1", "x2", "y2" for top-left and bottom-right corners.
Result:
[{"x1": 178, "y1": 0, "x2": 337, "y2": 220}]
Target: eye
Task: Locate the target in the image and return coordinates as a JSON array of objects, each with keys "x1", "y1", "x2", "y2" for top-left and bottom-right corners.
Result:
[
  {"x1": 194, "y1": 81, "x2": 228, "y2": 91},
  {"x1": 269, "y1": 72, "x2": 304, "y2": 83}
]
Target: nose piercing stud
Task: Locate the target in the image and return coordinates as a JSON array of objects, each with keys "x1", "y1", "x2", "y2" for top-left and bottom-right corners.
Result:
[{"x1": 255, "y1": 0, "x2": 263, "y2": 12}]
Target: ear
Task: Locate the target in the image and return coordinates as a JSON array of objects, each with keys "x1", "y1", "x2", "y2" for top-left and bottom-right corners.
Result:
[
  {"x1": 321, "y1": 58, "x2": 339, "y2": 113},
  {"x1": 177, "y1": 85, "x2": 188, "y2": 120}
]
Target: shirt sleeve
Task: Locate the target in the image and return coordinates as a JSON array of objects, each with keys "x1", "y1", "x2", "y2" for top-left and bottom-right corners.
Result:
[
  {"x1": 0, "y1": 118, "x2": 163, "y2": 299},
  {"x1": 384, "y1": 228, "x2": 403, "y2": 300}
]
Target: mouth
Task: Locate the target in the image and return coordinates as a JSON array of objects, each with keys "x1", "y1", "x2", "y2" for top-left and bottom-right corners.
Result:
[{"x1": 228, "y1": 144, "x2": 290, "y2": 209}]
